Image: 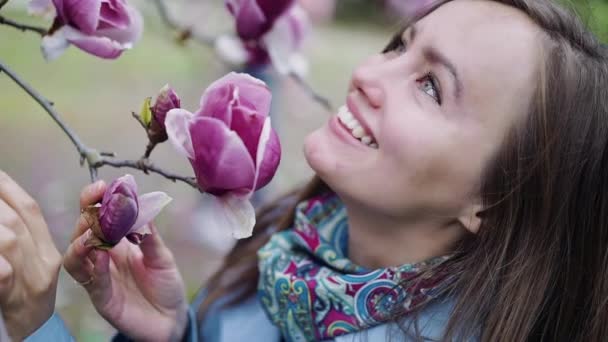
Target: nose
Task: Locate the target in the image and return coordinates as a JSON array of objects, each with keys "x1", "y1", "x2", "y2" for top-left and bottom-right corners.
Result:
[{"x1": 350, "y1": 53, "x2": 388, "y2": 109}]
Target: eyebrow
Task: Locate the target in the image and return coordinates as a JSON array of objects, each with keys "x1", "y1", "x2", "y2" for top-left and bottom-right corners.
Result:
[{"x1": 405, "y1": 24, "x2": 464, "y2": 101}]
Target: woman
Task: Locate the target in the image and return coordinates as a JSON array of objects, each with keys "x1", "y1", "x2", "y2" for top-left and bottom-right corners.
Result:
[{"x1": 2, "y1": 0, "x2": 607, "y2": 340}]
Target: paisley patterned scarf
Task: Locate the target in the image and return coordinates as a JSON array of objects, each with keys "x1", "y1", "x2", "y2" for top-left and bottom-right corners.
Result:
[{"x1": 257, "y1": 193, "x2": 455, "y2": 342}]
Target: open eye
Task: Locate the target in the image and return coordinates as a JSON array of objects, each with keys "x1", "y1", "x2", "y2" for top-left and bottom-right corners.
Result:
[{"x1": 419, "y1": 73, "x2": 442, "y2": 105}]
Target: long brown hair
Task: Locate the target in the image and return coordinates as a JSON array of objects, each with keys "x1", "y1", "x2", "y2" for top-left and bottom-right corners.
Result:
[{"x1": 199, "y1": 1, "x2": 608, "y2": 340}]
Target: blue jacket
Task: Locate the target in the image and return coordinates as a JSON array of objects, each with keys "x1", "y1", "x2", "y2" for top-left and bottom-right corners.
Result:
[{"x1": 24, "y1": 289, "x2": 461, "y2": 341}]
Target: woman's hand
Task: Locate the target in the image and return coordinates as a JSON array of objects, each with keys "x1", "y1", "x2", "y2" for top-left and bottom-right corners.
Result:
[
  {"x1": 0, "y1": 171, "x2": 62, "y2": 341},
  {"x1": 63, "y1": 181, "x2": 189, "y2": 342}
]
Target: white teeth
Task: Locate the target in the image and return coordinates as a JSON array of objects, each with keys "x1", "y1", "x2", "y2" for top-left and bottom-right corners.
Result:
[
  {"x1": 336, "y1": 105, "x2": 378, "y2": 148},
  {"x1": 352, "y1": 127, "x2": 365, "y2": 138}
]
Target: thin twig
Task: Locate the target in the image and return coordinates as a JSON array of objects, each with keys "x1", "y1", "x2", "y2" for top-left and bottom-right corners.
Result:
[
  {"x1": 0, "y1": 59, "x2": 198, "y2": 188},
  {"x1": 0, "y1": 0, "x2": 9, "y2": 10},
  {"x1": 152, "y1": 0, "x2": 215, "y2": 46},
  {"x1": 95, "y1": 158, "x2": 199, "y2": 189},
  {"x1": 151, "y1": 0, "x2": 332, "y2": 111},
  {"x1": 0, "y1": 15, "x2": 47, "y2": 36},
  {"x1": 288, "y1": 71, "x2": 333, "y2": 112},
  {"x1": 0, "y1": 59, "x2": 98, "y2": 181}
]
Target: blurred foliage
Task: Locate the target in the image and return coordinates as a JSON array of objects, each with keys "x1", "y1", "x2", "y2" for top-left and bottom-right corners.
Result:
[{"x1": 333, "y1": 0, "x2": 608, "y2": 42}]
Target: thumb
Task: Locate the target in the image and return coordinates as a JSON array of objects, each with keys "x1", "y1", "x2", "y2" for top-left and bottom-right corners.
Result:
[{"x1": 139, "y1": 223, "x2": 175, "y2": 270}]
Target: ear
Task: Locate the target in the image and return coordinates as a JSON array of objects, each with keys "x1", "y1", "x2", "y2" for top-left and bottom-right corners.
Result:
[{"x1": 457, "y1": 203, "x2": 483, "y2": 234}]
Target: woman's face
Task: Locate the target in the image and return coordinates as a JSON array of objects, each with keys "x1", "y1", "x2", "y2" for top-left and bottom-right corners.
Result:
[{"x1": 304, "y1": 0, "x2": 542, "y2": 221}]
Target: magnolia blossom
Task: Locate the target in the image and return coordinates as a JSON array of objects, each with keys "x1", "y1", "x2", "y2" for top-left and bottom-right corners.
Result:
[
  {"x1": 217, "y1": 0, "x2": 309, "y2": 75},
  {"x1": 37, "y1": 0, "x2": 143, "y2": 61},
  {"x1": 84, "y1": 174, "x2": 171, "y2": 247},
  {"x1": 148, "y1": 84, "x2": 181, "y2": 144},
  {"x1": 166, "y1": 72, "x2": 281, "y2": 239}
]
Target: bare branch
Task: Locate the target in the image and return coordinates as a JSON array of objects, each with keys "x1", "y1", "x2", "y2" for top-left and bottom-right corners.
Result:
[
  {"x1": 0, "y1": 15, "x2": 47, "y2": 36},
  {"x1": 95, "y1": 158, "x2": 199, "y2": 189},
  {"x1": 0, "y1": 0, "x2": 9, "y2": 10},
  {"x1": 152, "y1": 0, "x2": 215, "y2": 46}
]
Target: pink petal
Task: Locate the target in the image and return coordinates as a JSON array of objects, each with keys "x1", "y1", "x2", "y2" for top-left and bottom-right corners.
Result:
[
  {"x1": 261, "y1": 5, "x2": 309, "y2": 75},
  {"x1": 234, "y1": 0, "x2": 268, "y2": 40},
  {"x1": 62, "y1": 26, "x2": 126, "y2": 59},
  {"x1": 96, "y1": 3, "x2": 143, "y2": 45},
  {"x1": 98, "y1": 0, "x2": 130, "y2": 29},
  {"x1": 229, "y1": 105, "x2": 265, "y2": 160},
  {"x1": 196, "y1": 82, "x2": 236, "y2": 125},
  {"x1": 201, "y1": 72, "x2": 271, "y2": 120},
  {"x1": 250, "y1": 117, "x2": 280, "y2": 193},
  {"x1": 214, "y1": 35, "x2": 249, "y2": 65},
  {"x1": 165, "y1": 108, "x2": 195, "y2": 159},
  {"x1": 61, "y1": 0, "x2": 102, "y2": 34},
  {"x1": 189, "y1": 117, "x2": 255, "y2": 195},
  {"x1": 130, "y1": 191, "x2": 172, "y2": 232},
  {"x1": 254, "y1": 127, "x2": 281, "y2": 191},
  {"x1": 28, "y1": 0, "x2": 55, "y2": 17},
  {"x1": 199, "y1": 193, "x2": 256, "y2": 239}
]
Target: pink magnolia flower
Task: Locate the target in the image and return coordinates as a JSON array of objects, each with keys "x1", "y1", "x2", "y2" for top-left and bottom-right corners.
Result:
[
  {"x1": 148, "y1": 84, "x2": 181, "y2": 144},
  {"x1": 39, "y1": 0, "x2": 143, "y2": 61},
  {"x1": 166, "y1": 72, "x2": 281, "y2": 239},
  {"x1": 84, "y1": 174, "x2": 172, "y2": 247},
  {"x1": 217, "y1": 0, "x2": 309, "y2": 75}
]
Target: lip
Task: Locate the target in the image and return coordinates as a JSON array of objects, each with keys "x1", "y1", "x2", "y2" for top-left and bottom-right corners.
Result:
[
  {"x1": 328, "y1": 116, "x2": 368, "y2": 149},
  {"x1": 346, "y1": 94, "x2": 375, "y2": 141}
]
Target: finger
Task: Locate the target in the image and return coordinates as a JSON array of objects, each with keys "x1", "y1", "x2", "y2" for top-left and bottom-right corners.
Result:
[
  {"x1": 63, "y1": 230, "x2": 96, "y2": 284},
  {"x1": 86, "y1": 249, "x2": 112, "y2": 306},
  {"x1": 139, "y1": 223, "x2": 175, "y2": 269},
  {"x1": 0, "y1": 171, "x2": 52, "y2": 247},
  {"x1": 0, "y1": 255, "x2": 13, "y2": 301},
  {"x1": 71, "y1": 181, "x2": 106, "y2": 243},
  {"x1": 0, "y1": 203, "x2": 35, "y2": 259},
  {"x1": 79, "y1": 180, "x2": 106, "y2": 211}
]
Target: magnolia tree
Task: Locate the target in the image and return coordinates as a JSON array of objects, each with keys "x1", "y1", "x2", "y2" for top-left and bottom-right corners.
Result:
[
  {"x1": 0, "y1": 0, "x2": 333, "y2": 243},
  {"x1": 0, "y1": 0, "x2": 420, "y2": 244}
]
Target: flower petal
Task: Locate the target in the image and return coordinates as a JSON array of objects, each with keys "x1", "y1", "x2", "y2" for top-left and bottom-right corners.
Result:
[
  {"x1": 201, "y1": 72, "x2": 271, "y2": 121},
  {"x1": 251, "y1": 117, "x2": 280, "y2": 192},
  {"x1": 233, "y1": 0, "x2": 268, "y2": 40},
  {"x1": 130, "y1": 192, "x2": 172, "y2": 232},
  {"x1": 41, "y1": 28, "x2": 71, "y2": 61},
  {"x1": 98, "y1": 0, "x2": 131, "y2": 29},
  {"x1": 190, "y1": 116, "x2": 255, "y2": 195},
  {"x1": 166, "y1": 108, "x2": 195, "y2": 159},
  {"x1": 62, "y1": 26, "x2": 127, "y2": 59},
  {"x1": 60, "y1": 0, "x2": 101, "y2": 34},
  {"x1": 230, "y1": 105, "x2": 265, "y2": 160},
  {"x1": 254, "y1": 126, "x2": 281, "y2": 191},
  {"x1": 28, "y1": 0, "x2": 55, "y2": 18},
  {"x1": 214, "y1": 35, "x2": 249, "y2": 66},
  {"x1": 262, "y1": 5, "x2": 309, "y2": 74},
  {"x1": 196, "y1": 82, "x2": 236, "y2": 125},
  {"x1": 199, "y1": 192, "x2": 256, "y2": 239},
  {"x1": 96, "y1": 3, "x2": 143, "y2": 45}
]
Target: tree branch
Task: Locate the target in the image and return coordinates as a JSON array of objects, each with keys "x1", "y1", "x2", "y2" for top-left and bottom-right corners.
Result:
[
  {"x1": 0, "y1": 59, "x2": 98, "y2": 181},
  {"x1": 152, "y1": 0, "x2": 215, "y2": 46},
  {"x1": 0, "y1": 15, "x2": 47, "y2": 36},
  {"x1": 0, "y1": 59, "x2": 199, "y2": 189},
  {"x1": 151, "y1": 0, "x2": 333, "y2": 112},
  {"x1": 95, "y1": 158, "x2": 199, "y2": 189}
]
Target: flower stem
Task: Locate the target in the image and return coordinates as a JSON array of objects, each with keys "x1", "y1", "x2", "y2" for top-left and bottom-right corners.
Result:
[
  {"x1": 95, "y1": 158, "x2": 199, "y2": 189},
  {"x1": 0, "y1": 15, "x2": 47, "y2": 36}
]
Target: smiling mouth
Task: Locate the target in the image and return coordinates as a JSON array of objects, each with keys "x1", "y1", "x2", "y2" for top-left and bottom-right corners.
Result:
[{"x1": 336, "y1": 105, "x2": 378, "y2": 149}]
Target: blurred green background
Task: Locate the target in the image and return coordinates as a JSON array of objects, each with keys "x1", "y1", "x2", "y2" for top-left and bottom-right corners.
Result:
[{"x1": 1, "y1": 0, "x2": 606, "y2": 340}]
